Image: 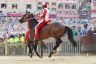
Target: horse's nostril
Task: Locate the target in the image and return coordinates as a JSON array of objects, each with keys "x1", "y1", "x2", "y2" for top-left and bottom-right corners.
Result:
[
  {"x1": 19, "y1": 19, "x2": 21, "y2": 21},
  {"x1": 19, "y1": 19, "x2": 21, "y2": 22}
]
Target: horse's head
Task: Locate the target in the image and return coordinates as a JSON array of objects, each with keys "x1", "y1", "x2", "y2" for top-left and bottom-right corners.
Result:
[
  {"x1": 19, "y1": 12, "x2": 38, "y2": 29},
  {"x1": 19, "y1": 12, "x2": 35, "y2": 23}
]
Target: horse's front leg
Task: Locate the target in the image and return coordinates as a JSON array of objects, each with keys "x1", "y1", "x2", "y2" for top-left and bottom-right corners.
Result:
[
  {"x1": 34, "y1": 40, "x2": 41, "y2": 58},
  {"x1": 28, "y1": 42, "x2": 34, "y2": 58}
]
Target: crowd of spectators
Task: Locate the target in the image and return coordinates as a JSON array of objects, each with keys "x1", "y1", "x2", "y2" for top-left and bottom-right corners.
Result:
[{"x1": 0, "y1": 16, "x2": 26, "y2": 43}]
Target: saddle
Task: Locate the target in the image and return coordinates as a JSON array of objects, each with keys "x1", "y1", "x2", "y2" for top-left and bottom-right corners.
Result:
[
  {"x1": 38, "y1": 20, "x2": 51, "y2": 34},
  {"x1": 46, "y1": 20, "x2": 51, "y2": 24}
]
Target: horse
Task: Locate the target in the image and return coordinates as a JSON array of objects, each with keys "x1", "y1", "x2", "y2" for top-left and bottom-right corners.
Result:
[
  {"x1": 80, "y1": 30, "x2": 96, "y2": 44},
  {"x1": 80, "y1": 30, "x2": 96, "y2": 53},
  {"x1": 19, "y1": 12, "x2": 77, "y2": 58}
]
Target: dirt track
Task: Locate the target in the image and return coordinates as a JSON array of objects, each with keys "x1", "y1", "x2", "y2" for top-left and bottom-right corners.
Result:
[{"x1": 0, "y1": 56, "x2": 96, "y2": 64}]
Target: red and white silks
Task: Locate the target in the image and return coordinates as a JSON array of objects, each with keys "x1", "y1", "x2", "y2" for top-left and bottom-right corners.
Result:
[
  {"x1": 24, "y1": 29, "x2": 30, "y2": 44},
  {"x1": 35, "y1": 19, "x2": 46, "y2": 40},
  {"x1": 35, "y1": 7, "x2": 50, "y2": 40}
]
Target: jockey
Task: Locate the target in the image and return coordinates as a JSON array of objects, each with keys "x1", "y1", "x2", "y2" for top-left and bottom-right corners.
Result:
[
  {"x1": 24, "y1": 11, "x2": 31, "y2": 44},
  {"x1": 24, "y1": 29, "x2": 30, "y2": 44},
  {"x1": 34, "y1": 2, "x2": 50, "y2": 41}
]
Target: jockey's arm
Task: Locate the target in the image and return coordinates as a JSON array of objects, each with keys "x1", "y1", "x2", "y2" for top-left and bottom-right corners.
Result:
[{"x1": 40, "y1": 9, "x2": 46, "y2": 19}]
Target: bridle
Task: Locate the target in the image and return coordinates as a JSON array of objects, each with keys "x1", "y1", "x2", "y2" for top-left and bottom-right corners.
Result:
[{"x1": 23, "y1": 13, "x2": 35, "y2": 21}]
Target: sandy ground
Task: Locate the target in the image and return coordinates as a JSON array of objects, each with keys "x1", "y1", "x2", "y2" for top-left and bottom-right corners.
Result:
[{"x1": 0, "y1": 56, "x2": 96, "y2": 64}]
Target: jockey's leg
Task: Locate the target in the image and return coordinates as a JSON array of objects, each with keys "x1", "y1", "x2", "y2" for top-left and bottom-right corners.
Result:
[
  {"x1": 35, "y1": 19, "x2": 46, "y2": 40},
  {"x1": 24, "y1": 29, "x2": 30, "y2": 44}
]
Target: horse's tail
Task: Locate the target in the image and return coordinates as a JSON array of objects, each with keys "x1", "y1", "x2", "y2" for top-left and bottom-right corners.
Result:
[{"x1": 64, "y1": 26, "x2": 77, "y2": 47}]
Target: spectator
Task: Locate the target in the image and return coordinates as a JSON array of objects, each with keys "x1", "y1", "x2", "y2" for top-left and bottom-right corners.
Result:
[
  {"x1": 19, "y1": 34, "x2": 24, "y2": 43},
  {"x1": 7, "y1": 35, "x2": 14, "y2": 43},
  {"x1": 80, "y1": 23, "x2": 89, "y2": 36},
  {"x1": 14, "y1": 35, "x2": 19, "y2": 43},
  {"x1": 71, "y1": 26, "x2": 78, "y2": 37}
]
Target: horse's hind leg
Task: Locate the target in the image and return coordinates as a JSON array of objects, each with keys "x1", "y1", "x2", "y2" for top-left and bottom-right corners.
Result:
[
  {"x1": 41, "y1": 42, "x2": 43, "y2": 58},
  {"x1": 28, "y1": 43, "x2": 32, "y2": 57},
  {"x1": 40, "y1": 40, "x2": 44, "y2": 58},
  {"x1": 39, "y1": 40, "x2": 47, "y2": 58},
  {"x1": 48, "y1": 38, "x2": 62, "y2": 57}
]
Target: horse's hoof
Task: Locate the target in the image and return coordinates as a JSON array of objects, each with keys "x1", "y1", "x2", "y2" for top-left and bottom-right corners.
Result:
[
  {"x1": 48, "y1": 56, "x2": 51, "y2": 58},
  {"x1": 38, "y1": 56, "x2": 42, "y2": 58},
  {"x1": 28, "y1": 53, "x2": 32, "y2": 58},
  {"x1": 37, "y1": 55, "x2": 41, "y2": 58},
  {"x1": 28, "y1": 54, "x2": 32, "y2": 58},
  {"x1": 40, "y1": 56, "x2": 43, "y2": 58},
  {"x1": 48, "y1": 55, "x2": 51, "y2": 58},
  {"x1": 41, "y1": 55, "x2": 43, "y2": 58},
  {"x1": 30, "y1": 55, "x2": 32, "y2": 58}
]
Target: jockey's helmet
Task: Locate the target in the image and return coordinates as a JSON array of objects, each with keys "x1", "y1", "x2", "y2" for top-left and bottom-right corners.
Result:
[{"x1": 42, "y1": 2, "x2": 48, "y2": 8}]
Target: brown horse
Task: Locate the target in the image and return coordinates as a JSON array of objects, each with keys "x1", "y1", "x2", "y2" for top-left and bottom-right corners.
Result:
[
  {"x1": 80, "y1": 30, "x2": 96, "y2": 44},
  {"x1": 80, "y1": 30, "x2": 96, "y2": 52},
  {"x1": 19, "y1": 13, "x2": 77, "y2": 58}
]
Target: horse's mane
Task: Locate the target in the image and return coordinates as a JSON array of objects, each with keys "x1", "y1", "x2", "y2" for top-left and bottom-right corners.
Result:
[
  {"x1": 28, "y1": 13, "x2": 38, "y2": 29},
  {"x1": 30, "y1": 13, "x2": 38, "y2": 23}
]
